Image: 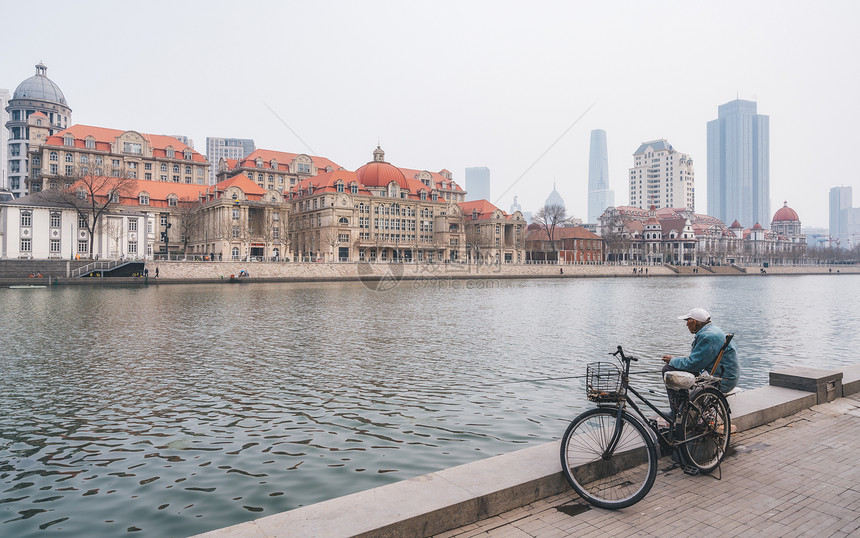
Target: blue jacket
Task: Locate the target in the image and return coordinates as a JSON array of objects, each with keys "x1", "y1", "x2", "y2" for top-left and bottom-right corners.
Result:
[{"x1": 669, "y1": 323, "x2": 739, "y2": 393}]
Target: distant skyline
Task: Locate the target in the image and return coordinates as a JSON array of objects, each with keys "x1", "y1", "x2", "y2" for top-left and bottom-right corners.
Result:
[{"x1": 2, "y1": 0, "x2": 858, "y2": 227}]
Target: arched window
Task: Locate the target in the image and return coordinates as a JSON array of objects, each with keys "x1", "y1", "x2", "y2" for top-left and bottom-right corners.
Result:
[
  {"x1": 166, "y1": 147, "x2": 175, "y2": 159},
  {"x1": 232, "y1": 247, "x2": 240, "y2": 260},
  {"x1": 168, "y1": 196, "x2": 178, "y2": 207},
  {"x1": 49, "y1": 151, "x2": 58, "y2": 162},
  {"x1": 139, "y1": 192, "x2": 150, "y2": 205},
  {"x1": 338, "y1": 217, "x2": 349, "y2": 225}
]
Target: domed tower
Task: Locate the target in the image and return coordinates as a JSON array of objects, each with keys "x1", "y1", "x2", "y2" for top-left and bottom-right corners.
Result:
[
  {"x1": 355, "y1": 146, "x2": 410, "y2": 196},
  {"x1": 771, "y1": 201, "x2": 804, "y2": 243},
  {"x1": 5, "y1": 62, "x2": 72, "y2": 197}
]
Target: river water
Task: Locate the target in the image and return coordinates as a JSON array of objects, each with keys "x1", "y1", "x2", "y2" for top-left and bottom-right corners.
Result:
[{"x1": 1, "y1": 274, "x2": 858, "y2": 536}]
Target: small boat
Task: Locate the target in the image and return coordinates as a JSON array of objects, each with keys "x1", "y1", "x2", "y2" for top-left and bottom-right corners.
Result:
[{"x1": 10, "y1": 285, "x2": 47, "y2": 289}]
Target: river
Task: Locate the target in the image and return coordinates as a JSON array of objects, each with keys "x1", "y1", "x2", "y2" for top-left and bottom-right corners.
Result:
[{"x1": 1, "y1": 274, "x2": 858, "y2": 536}]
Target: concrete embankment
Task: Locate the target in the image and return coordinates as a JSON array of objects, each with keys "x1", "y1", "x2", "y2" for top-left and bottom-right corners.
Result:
[
  {"x1": 0, "y1": 261, "x2": 856, "y2": 287},
  {"x1": 196, "y1": 364, "x2": 860, "y2": 538}
]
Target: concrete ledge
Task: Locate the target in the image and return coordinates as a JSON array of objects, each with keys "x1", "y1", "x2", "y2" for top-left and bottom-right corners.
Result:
[
  {"x1": 195, "y1": 364, "x2": 858, "y2": 538},
  {"x1": 842, "y1": 364, "x2": 860, "y2": 396}
]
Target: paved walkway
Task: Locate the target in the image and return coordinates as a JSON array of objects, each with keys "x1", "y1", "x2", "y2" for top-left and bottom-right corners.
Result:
[{"x1": 436, "y1": 393, "x2": 860, "y2": 538}]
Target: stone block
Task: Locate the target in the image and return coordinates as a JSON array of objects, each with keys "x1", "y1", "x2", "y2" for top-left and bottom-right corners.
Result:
[{"x1": 769, "y1": 367, "x2": 843, "y2": 403}]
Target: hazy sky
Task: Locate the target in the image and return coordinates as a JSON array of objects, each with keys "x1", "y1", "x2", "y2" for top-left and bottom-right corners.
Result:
[{"x1": 3, "y1": 0, "x2": 858, "y2": 227}]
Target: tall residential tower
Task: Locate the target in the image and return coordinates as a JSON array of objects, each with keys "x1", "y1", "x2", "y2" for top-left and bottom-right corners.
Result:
[
  {"x1": 707, "y1": 99, "x2": 770, "y2": 228},
  {"x1": 587, "y1": 129, "x2": 614, "y2": 224},
  {"x1": 628, "y1": 139, "x2": 694, "y2": 210},
  {"x1": 205, "y1": 137, "x2": 256, "y2": 185}
]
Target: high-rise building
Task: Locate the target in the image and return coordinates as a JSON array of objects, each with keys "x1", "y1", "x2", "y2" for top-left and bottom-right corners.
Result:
[
  {"x1": 587, "y1": 129, "x2": 614, "y2": 224},
  {"x1": 170, "y1": 135, "x2": 195, "y2": 149},
  {"x1": 829, "y1": 186, "x2": 852, "y2": 241},
  {"x1": 465, "y1": 166, "x2": 490, "y2": 201},
  {"x1": 206, "y1": 137, "x2": 255, "y2": 185},
  {"x1": 628, "y1": 139, "x2": 694, "y2": 210},
  {"x1": 707, "y1": 99, "x2": 770, "y2": 228},
  {"x1": 509, "y1": 195, "x2": 522, "y2": 214},
  {"x1": 0, "y1": 89, "x2": 10, "y2": 191},
  {"x1": 4, "y1": 63, "x2": 72, "y2": 198}
]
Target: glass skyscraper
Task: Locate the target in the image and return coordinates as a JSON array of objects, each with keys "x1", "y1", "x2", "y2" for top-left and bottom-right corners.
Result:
[
  {"x1": 587, "y1": 129, "x2": 614, "y2": 223},
  {"x1": 707, "y1": 99, "x2": 770, "y2": 228},
  {"x1": 465, "y1": 166, "x2": 490, "y2": 201}
]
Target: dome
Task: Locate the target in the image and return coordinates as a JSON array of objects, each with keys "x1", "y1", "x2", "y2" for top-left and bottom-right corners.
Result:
[
  {"x1": 13, "y1": 63, "x2": 67, "y2": 105},
  {"x1": 752, "y1": 222, "x2": 763, "y2": 230},
  {"x1": 772, "y1": 201, "x2": 800, "y2": 222},
  {"x1": 730, "y1": 220, "x2": 742, "y2": 228},
  {"x1": 355, "y1": 147, "x2": 409, "y2": 189}
]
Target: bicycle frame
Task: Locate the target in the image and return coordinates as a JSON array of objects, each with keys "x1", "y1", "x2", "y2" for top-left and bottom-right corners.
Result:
[{"x1": 601, "y1": 346, "x2": 721, "y2": 458}]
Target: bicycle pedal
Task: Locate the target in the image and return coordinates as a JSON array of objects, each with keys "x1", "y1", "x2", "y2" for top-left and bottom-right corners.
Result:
[{"x1": 682, "y1": 465, "x2": 699, "y2": 476}]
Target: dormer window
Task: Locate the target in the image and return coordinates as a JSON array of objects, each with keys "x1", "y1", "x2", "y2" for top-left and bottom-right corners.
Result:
[
  {"x1": 271, "y1": 159, "x2": 278, "y2": 169},
  {"x1": 168, "y1": 196, "x2": 178, "y2": 207},
  {"x1": 350, "y1": 183, "x2": 358, "y2": 194},
  {"x1": 336, "y1": 181, "x2": 344, "y2": 193},
  {"x1": 85, "y1": 137, "x2": 95, "y2": 149},
  {"x1": 166, "y1": 147, "x2": 175, "y2": 159},
  {"x1": 432, "y1": 193, "x2": 439, "y2": 202},
  {"x1": 63, "y1": 135, "x2": 74, "y2": 147},
  {"x1": 139, "y1": 193, "x2": 150, "y2": 205},
  {"x1": 420, "y1": 191, "x2": 427, "y2": 201},
  {"x1": 108, "y1": 190, "x2": 120, "y2": 203},
  {"x1": 256, "y1": 158, "x2": 263, "y2": 168},
  {"x1": 184, "y1": 150, "x2": 192, "y2": 160},
  {"x1": 76, "y1": 189, "x2": 87, "y2": 200},
  {"x1": 472, "y1": 209, "x2": 478, "y2": 220}
]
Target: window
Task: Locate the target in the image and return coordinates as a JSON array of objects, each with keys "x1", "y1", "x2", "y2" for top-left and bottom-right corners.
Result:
[
  {"x1": 76, "y1": 189, "x2": 87, "y2": 200},
  {"x1": 144, "y1": 162, "x2": 152, "y2": 170},
  {"x1": 145, "y1": 173, "x2": 152, "y2": 180},
  {"x1": 185, "y1": 166, "x2": 191, "y2": 175},
  {"x1": 10, "y1": 144, "x2": 20, "y2": 157},
  {"x1": 64, "y1": 135, "x2": 74, "y2": 147},
  {"x1": 160, "y1": 163, "x2": 167, "y2": 172},
  {"x1": 184, "y1": 150, "x2": 192, "y2": 160},
  {"x1": 172, "y1": 175, "x2": 179, "y2": 182},
  {"x1": 338, "y1": 217, "x2": 349, "y2": 225},
  {"x1": 10, "y1": 161, "x2": 19, "y2": 173},
  {"x1": 232, "y1": 247, "x2": 240, "y2": 260},
  {"x1": 128, "y1": 242, "x2": 137, "y2": 254},
  {"x1": 129, "y1": 219, "x2": 138, "y2": 232},
  {"x1": 21, "y1": 211, "x2": 32, "y2": 226},
  {"x1": 85, "y1": 138, "x2": 95, "y2": 149},
  {"x1": 50, "y1": 151, "x2": 58, "y2": 162},
  {"x1": 297, "y1": 162, "x2": 311, "y2": 173},
  {"x1": 233, "y1": 208, "x2": 240, "y2": 220},
  {"x1": 65, "y1": 165, "x2": 74, "y2": 176},
  {"x1": 273, "y1": 227, "x2": 279, "y2": 239},
  {"x1": 78, "y1": 240, "x2": 88, "y2": 253},
  {"x1": 50, "y1": 239, "x2": 61, "y2": 253},
  {"x1": 168, "y1": 197, "x2": 177, "y2": 207},
  {"x1": 50, "y1": 213, "x2": 61, "y2": 227},
  {"x1": 350, "y1": 184, "x2": 358, "y2": 194},
  {"x1": 21, "y1": 239, "x2": 32, "y2": 252},
  {"x1": 173, "y1": 165, "x2": 180, "y2": 174},
  {"x1": 109, "y1": 191, "x2": 119, "y2": 203},
  {"x1": 94, "y1": 156, "x2": 103, "y2": 165},
  {"x1": 112, "y1": 159, "x2": 120, "y2": 167},
  {"x1": 78, "y1": 215, "x2": 88, "y2": 228},
  {"x1": 336, "y1": 182, "x2": 344, "y2": 193},
  {"x1": 80, "y1": 154, "x2": 88, "y2": 164},
  {"x1": 232, "y1": 226, "x2": 240, "y2": 238},
  {"x1": 160, "y1": 215, "x2": 168, "y2": 226},
  {"x1": 166, "y1": 148, "x2": 175, "y2": 159},
  {"x1": 123, "y1": 142, "x2": 142, "y2": 154}
]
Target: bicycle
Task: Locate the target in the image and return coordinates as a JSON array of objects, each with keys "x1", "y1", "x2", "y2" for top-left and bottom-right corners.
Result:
[{"x1": 559, "y1": 344, "x2": 732, "y2": 509}]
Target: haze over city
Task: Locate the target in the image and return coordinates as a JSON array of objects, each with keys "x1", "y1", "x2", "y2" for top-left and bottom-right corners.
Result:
[{"x1": 2, "y1": 0, "x2": 858, "y2": 227}]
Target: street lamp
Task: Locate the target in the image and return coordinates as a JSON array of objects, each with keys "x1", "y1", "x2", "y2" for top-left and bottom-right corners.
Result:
[{"x1": 162, "y1": 221, "x2": 171, "y2": 260}]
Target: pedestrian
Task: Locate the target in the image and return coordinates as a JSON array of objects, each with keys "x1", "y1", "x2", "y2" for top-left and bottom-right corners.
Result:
[
  {"x1": 144, "y1": 268, "x2": 149, "y2": 277},
  {"x1": 155, "y1": 267, "x2": 159, "y2": 278},
  {"x1": 662, "y1": 308, "x2": 739, "y2": 417},
  {"x1": 645, "y1": 268, "x2": 648, "y2": 275}
]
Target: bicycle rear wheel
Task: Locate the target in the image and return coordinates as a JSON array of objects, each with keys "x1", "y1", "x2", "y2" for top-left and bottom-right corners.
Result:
[
  {"x1": 680, "y1": 387, "x2": 730, "y2": 473},
  {"x1": 560, "y1": 407, "x2": 657, "y2": 509}
]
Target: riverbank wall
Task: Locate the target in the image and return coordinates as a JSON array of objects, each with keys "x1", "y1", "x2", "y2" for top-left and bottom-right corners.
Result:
[
  {"x1": 197, "y1": 363, "x2": 860, "y2": 538},
  {"x1": 0, "y1": 260, "x2": 857, "y2": 287}
]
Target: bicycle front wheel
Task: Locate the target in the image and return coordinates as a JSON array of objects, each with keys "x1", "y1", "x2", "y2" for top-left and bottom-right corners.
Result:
[
  {"x1": 560, "y1": 407, "x2": 657, "y2": 509},
  {"x1": 681, "y1": 387, "x2": 731, "y2": 473}
]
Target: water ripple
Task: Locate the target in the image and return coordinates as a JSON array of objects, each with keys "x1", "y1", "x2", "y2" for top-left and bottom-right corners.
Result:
[{"x1": 0, "y1": 276, "x2": 858, "y2": 536}]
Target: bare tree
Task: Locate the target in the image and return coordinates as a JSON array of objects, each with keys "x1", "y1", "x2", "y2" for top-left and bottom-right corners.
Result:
[
  {"x1": 175, "y1": 197, "x2": 204, "y2": 257},
  {"x1": 106, "y1": 217, "x2": 124, "y2": 259},
  {"x1": 533, "y1": 204, "x2": 569, "y2": 262},
  {"x1": 43, "y1": 168, "x2": 136, "y2": 258}
]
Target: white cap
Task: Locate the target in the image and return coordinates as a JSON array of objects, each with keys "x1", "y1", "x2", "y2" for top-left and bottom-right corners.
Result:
[{"x1": 678, "y1": 308, "x2": 710, "y2": 323}]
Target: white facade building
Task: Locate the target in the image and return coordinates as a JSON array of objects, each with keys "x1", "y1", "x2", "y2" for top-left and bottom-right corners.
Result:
[{"x1": 628, "y1": 139, "x2": 695, "y2": 211}]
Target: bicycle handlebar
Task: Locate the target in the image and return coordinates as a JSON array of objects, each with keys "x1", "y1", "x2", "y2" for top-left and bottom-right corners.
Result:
[{"x1": 611, "y1": 345, "x2": 638, "y2": 362}]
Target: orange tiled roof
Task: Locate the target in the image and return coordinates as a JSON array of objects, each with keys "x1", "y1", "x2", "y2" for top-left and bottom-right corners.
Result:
[
  {"x1": 526, "y1": 226, "x2": 601, "y2": 241},
  {"x1": 238, "y1": 149, "x2": 341, "y2": 173},
  {"x1": 399, "y1": 167, "x2": 464, "y2": 192},
  {"x1": 459, "y1": 199, "x2": 507, "y2": 220},
  {"x1": 45, "y1": 125, "x2": 207, "y2": 163}
]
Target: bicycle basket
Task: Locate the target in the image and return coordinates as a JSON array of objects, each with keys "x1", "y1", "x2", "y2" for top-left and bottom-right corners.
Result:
[{"x1": 586, "y1": 362, "x2": 623, "y2": 401}]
